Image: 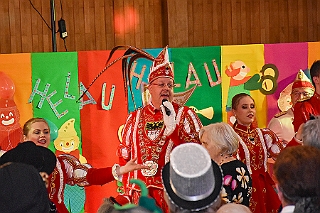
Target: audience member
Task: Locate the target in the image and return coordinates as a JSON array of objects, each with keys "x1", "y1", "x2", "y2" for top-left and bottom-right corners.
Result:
[
  {"x1": 268, "y1": 70, "x2": 314, "y2": 145},
  {"x1": 273, "y1": 146, "x2": 320, "y2": 213},
  {"x1": 13, "y1": 117, "x2": 147, "y2": 213},
  {"x1": 0, "y1": 162, "x2": 51, "y2": 213},
  {"x1": 216, "y1": 203, "x2": 252, "y2": 213},
  {"x1": 118, "y1": 46, "x2": 203, "y2": 212},
  {"x1": 162, "y1": 143, "x2": 222, "y2": 213},
  {"x1": 199, "y1": 122, "x2": 252, "y2": 207},
  {"x1": 267, "y1": 70, "x2": 314, "y2": 178},
  {"x1": 97, "y1": 198, "x2": 116, "y2": 213},
  {"x1": 0, "y1": 141, "x2": 57, "y2": 190},
  {"x1": 98, "y1": 179, "x2": 162, "y2": 213},
  {"x1": 301, "y1": 116, "x2": 320, "y2": 149},
  {"x1": 231, "y1": 93, "x2": 282, "y2": 213},
  {"x1": 293, "y1": 60, "x2": 320, "y2": 132}
]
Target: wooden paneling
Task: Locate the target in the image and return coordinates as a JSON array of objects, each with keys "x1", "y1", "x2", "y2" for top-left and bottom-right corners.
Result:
[
  {"x1": 0, "y1": 0, "x2": 319, "y2": 53},
  {"x1": 168, "y1": 0, "x2": 320, "y2": 47}
]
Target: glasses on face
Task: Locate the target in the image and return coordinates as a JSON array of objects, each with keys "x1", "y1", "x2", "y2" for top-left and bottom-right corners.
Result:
[
  {"x1": 151, "y1": 83, "x2": 176, "y2": 89},
  {"x1": 291, "y1": 91, "x2": 311, "y2": 97}
]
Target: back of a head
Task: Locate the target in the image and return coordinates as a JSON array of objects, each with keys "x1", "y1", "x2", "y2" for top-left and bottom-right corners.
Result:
[
  {"x1": 0, "y1": 141, "x2": 56, "y2": 175},
  {"x1": 310, "y1": 60, "x2": 320, "y2": 85},
  {"x1": 111, "y1": 206, "x2": 153, "y2": 213},
  {"x1": 0, "y1": 162, "x2": 50, "y2": 213},
  {"x1": 216, "y1": 203, "x2": 252, "y2": 213},
  {"x1": 302, "y1": 118, "x2": 320, "y2": 149},
  {"x1": 274, "y1": 146, "x2": 320, "y2": 206}
]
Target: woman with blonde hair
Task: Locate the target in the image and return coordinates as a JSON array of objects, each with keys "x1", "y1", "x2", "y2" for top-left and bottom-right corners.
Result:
[{"x1": 8, "y1": 117, "x2": 146, "y2": 213}]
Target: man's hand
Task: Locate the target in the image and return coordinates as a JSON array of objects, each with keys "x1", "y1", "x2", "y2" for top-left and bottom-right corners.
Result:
[
  {"x1": 160, "y1": 101, "x2": 176, "y2": 136},
  {"x1": 118, "y1": 158, "x2": 148, "y2": 175}
]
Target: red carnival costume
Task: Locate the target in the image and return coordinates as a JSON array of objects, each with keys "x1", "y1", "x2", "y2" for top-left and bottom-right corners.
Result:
[
  {"x1": 285, "y1": 70, "x2": 316, "y2": 147},
  {"x1": 233, "y1": 122, "x2": 282, "y2": 213},
  {"x1": 293, "y1": 92, "x2": 320, "y2": 132},
  {"x1": 117, "y1": 46, "x2": 203, "y2": 213},
  {"x1": 118, "y1": 102, "x2": 202, "y2": 211},
  {"x1": 49, "y1": 154, "x2": 115, "y2": 213}
]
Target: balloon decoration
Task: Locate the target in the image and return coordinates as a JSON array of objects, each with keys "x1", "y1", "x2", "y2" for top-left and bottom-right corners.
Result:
[
  {"x1": 0, "y1": 72, "x2": 22, "y2": 151},
  {"x1": 44, "y1": 118, "x2": 58, "y2": 141},
  {"x1": 0, "y1": 72, "x2": 15, "y2": 100}
]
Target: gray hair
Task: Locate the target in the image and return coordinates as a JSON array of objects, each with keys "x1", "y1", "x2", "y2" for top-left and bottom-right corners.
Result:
[
  {"x1": 199, "y1": 122, "x2": 239, "y2": 155},
  {"x1": 302, "y1": 118, "x2": 320, "y2": 149}
]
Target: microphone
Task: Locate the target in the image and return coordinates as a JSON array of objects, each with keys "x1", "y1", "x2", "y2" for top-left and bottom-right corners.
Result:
[{"x1": 162, "y1": 99, "x2": 171, "y2": 116}]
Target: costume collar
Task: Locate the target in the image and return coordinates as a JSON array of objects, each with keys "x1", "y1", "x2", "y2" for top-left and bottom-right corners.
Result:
[
  {"x1": 233, "y1": 121, "x2": 254, "y2": 133},
  {"x1": 145, "y1": 102, "x2": 161, "y2": 115}
]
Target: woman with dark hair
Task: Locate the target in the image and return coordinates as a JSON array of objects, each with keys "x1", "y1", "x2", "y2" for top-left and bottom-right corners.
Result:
[
  {"x1": 231, "y1": 93, "x2": 283, "y2": 213},
  {"x1": 274, "y1": 146, "x2": 320, "y2": 213}
]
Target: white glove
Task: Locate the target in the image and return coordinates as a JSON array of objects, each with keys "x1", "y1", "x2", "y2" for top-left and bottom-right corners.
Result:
[{"x1": 160, "y1": 101, "x2": 176, "y2": 136}]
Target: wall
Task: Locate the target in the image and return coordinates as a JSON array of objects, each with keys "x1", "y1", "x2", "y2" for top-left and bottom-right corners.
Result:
[{"x1": 0, "y1": 0, "x2": 319, "y2": 53}]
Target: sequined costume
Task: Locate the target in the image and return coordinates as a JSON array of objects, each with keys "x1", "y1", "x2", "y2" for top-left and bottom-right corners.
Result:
[
  {"x1": 49, "y1": 154, "x2": 115, "y2": 213},
  {"x1": 118, "y1": 102, "x2": 202, "y2": 212},
  {"x1": 233, "y1": 122, "x2": 282, "y2": 213}
]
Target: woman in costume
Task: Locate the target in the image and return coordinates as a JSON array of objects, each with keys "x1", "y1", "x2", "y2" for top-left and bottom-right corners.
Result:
[
  {"x1": 200, "y1": 122, "x2": 252, "y2": 207},
  {"x1": 21, "y1": 117, "x2": 147, "y2": 213},
  {"x1": 231, "y1": 93, "x2": 282, "y2": 213}
]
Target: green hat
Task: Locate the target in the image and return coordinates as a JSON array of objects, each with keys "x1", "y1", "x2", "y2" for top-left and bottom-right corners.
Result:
[{"x1": 114, "y1": 179, "x2": 162, "y2": 213}]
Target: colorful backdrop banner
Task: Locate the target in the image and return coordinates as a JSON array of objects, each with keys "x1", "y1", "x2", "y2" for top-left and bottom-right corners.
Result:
[
  {"x1": 0, "y1": 53, "x2": 33, "y2": 125},
  {"x1": 171, "y1": 46, "x2": 222, "y2": 126},
  {"x1": 78, "y1": 50, "x2": 127, "y2": 213},
  {"x1": 221, "y1": 44, "x2": 268, "y2": 127},
  {"x1": 0, "y1": 41, "x2": 319, "y2": 212},
  {"x1": 264, "y1": 42, "x2": 308, "y2": 122}
]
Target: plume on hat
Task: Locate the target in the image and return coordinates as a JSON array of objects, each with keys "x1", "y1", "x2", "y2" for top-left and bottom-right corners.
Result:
[{"x1": 79, "y1": 46, "x2": 156, "y2": 109}]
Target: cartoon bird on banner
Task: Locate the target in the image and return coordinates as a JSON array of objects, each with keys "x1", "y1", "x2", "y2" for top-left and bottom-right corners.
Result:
[
  {"x1": 225, "y1": 61, "x2": 278, "y2": 124},
  {"x1": 0, "y1": 72, "x2": 22, "y2": 152}
]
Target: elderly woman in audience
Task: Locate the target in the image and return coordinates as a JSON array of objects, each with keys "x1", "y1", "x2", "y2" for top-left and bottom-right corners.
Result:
[
  {"x1": 300, "y1": 116, "x2": 320, "y2": 148},
  {"x1": 273, "y1": 146, "x2": 320, "y2": 213},
  {"x1": 199, "y1": 122, "x2": 252, "y2": 207},
  {"x1": 231, "y1": 93, "x2": 283, "y2": 213}
]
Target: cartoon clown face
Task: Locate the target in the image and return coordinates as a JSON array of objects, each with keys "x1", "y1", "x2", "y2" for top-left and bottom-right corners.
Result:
[
  {"x1": 55, "y1": 135, "x2": 80, "y2": 153},
  {"x1": 0, "y1": 100, "x2": 22, "y2": 151},
  {"x1": 1, "y1": 110, "x2": 15, "y2": 127},
  {"x1": 0, "y1": 100, "x2": 20, "y2": 131},
  {"x1": 54, "y1": 118, "x2": 80, "y2": 153}
]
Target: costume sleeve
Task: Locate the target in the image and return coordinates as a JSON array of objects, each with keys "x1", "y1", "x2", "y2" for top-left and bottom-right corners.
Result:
[
  {"x1": 267, "y1": 117, "x2": 283, "y2": 139},
  {"x1": 59, "y1": 154, "x2": 116, "y2": 186},
  {"x1": 286, "y1": 137, "x2": 303, "y2": 148},
  {"x1": 86, "y1": 167, "x2": 114, "y2": 185},
  {"x1": 293, "y1": 101, "x2": 314, "y2": 132},
  {"x1": 168, "y1": 106, "x2": 203, "y2": 146},
  {"x1": 117, "y1": 113, "x2": 134, "y2": 166},
  {"x1": 261, "y1": 128, "x2": 284, "y2": 159}
]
